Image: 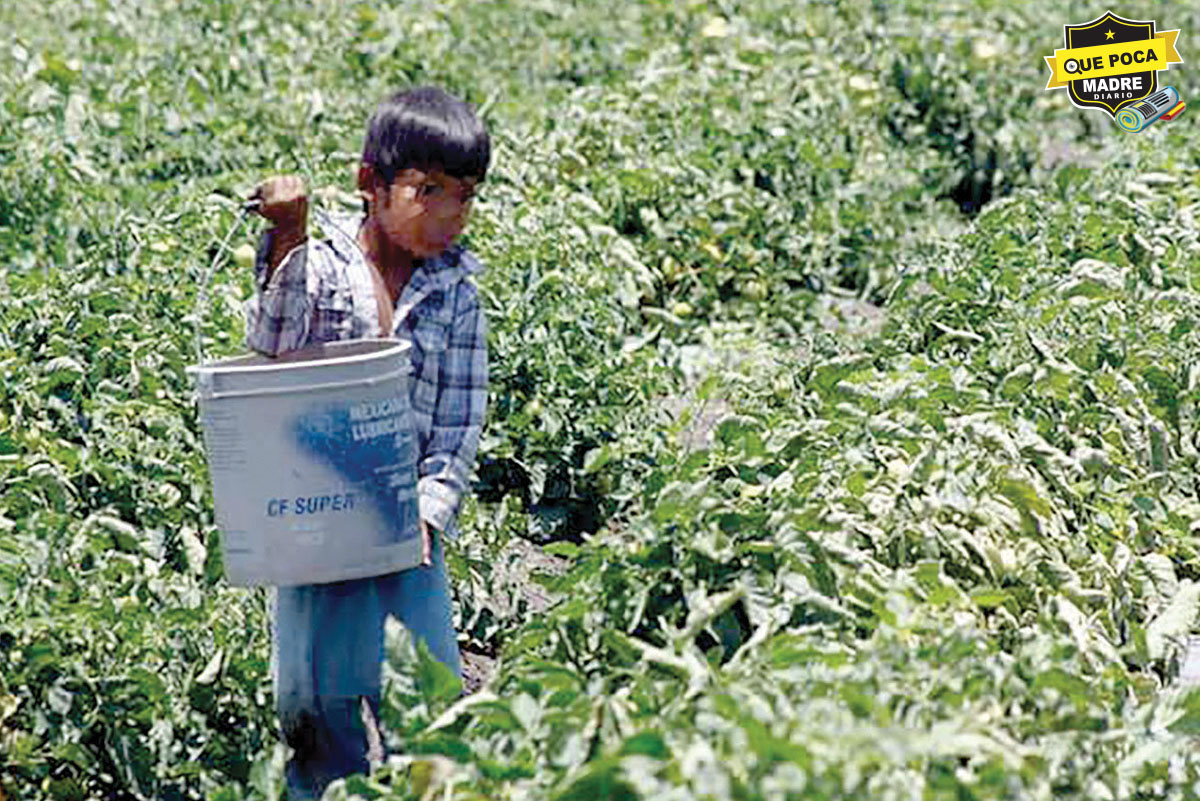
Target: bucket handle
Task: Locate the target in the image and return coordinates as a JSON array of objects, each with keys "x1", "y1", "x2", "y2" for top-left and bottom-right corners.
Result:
[
  {"x1": 190, "y1": 366, "x2": 409, "y2": 402},
  {"x1": 193, "y1": 203, "x2": 260, "y2": 369},
  {"x1": 194, "y1": 206, "x2": 353, "y2": 370}
]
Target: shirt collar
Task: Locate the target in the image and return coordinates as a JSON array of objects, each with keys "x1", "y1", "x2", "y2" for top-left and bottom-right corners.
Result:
[{"x1": 416, "y1": 245, "x2": 483, "y2": 289}]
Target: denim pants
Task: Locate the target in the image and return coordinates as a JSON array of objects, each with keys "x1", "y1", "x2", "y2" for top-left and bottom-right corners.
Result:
[{"x1": 271, "y1": 534, "x2": 462, "y2": 800}]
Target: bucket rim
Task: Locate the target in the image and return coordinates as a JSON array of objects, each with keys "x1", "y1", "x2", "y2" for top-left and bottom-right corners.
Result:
[{"x1": 185, "y1": 338, "x2": 410, "y2": 376}]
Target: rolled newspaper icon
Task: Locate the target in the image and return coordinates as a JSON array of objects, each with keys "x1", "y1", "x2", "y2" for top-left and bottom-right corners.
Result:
[
  {"x1": 1161, "y1": 100, "x2": 1187, "y2": 121},
  {"x1": 1115, "y1": 86, "x2": 1180, "y2": 133}
]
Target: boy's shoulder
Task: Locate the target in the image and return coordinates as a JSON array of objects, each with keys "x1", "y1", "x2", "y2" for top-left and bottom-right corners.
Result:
[
  {"x1": 424, "y1": 246, "x2": 486, "y2": 317},
  {"x1": 311, "y1": 209, "x2": 366, "y2": 266},
  {"x1": 447, "y1": 245, "x2": 485, "y2": 278},
  {"x1": 428, "y1": 244, "x2": 485, "y2": 294},
  {"x1": 439, "y1": 247, "x2": 486, "y2": 320}
]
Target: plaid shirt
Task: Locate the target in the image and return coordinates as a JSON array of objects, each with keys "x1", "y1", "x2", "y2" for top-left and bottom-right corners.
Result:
[{"x1": 243, "y1": 210, "x2": 488, "y2": 539}]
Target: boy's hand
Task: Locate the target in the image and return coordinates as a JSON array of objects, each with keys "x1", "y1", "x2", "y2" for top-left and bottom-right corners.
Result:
[
  {"x1": 250, "y1": 176, "x2": 309, "y2": 276},
  {"x1": 420, "y1": 520, "x2": 434, "y2": 567},
  {"x1": 250, "y1": 175, "x2": 309, "y2": 231}
]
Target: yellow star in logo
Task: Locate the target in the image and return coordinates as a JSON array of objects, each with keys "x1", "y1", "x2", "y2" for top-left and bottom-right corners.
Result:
[{"x1": 1105, "y1": 29, "x2": 1115, "y2": 40}]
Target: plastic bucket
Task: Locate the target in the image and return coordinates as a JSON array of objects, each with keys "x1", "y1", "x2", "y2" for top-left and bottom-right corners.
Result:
[{"x1": 187, "y1": 339, "x2": 422, "y2": 586}]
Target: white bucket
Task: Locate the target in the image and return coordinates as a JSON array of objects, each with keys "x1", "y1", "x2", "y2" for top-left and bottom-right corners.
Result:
[{"x1": 187, "y1": 339, "x2": 423, "y2": 586}]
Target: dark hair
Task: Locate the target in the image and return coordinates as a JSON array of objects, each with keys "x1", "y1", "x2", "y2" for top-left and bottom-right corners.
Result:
[{"x1": 362, "y1": 86, "x2": 491, "y2": 185}]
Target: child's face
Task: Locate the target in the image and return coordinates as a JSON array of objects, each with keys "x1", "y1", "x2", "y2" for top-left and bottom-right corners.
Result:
[{"x1": 368, "y1": 167, "x2": 478, "y2": 258}]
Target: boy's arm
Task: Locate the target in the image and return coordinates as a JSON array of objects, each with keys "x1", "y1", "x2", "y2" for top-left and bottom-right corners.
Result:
[
  {"x1": 418, "y1": 291, "x2": 488, "y2": 533},
  {"x1": 243, "y1": 233, "x2": 317, "y2": 355},
  {"x1": 243, "y1": 176, "x2": 315, "y2": 355}
]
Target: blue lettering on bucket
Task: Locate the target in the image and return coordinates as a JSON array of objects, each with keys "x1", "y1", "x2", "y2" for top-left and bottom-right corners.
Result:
[
  {"x1": 289, "y1": 396, "x2": 419, "y2": 545},
  {"x1": 293, "y1": 492, "x2": 357, "y2": 515},
  {"x1": 268, "y1": 494, "x2": 359, "y2": 517}
]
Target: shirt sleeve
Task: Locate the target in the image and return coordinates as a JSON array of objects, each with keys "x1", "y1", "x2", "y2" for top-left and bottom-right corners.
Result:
[
  {"x1": 417, "y1": 286, "x2": 489, "y2": 532},
  {"x1": 243, "y1": 229, "x2": 317, "y2": 356}
]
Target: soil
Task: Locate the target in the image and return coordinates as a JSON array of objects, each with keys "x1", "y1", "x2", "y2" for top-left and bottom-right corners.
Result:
[{"x1": 459, "y1": 538, "x2": 571, "y2": 694}]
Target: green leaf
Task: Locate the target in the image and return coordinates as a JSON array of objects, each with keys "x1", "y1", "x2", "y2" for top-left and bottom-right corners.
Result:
[
  {"x1": 126, "y1": 667, "x2": 167, "y2": 703},
  {"x1": 1168, "y1": 689, "x2": 1200, "y2": 735},
  {"x1": 469, "y1": 700, "x2": 524, "y2": 732},
  {"x1": 552, "y1": 756, "x2": 638, "y2": 801},
  {"x1": 740, "y1": 715, "x2": 812, "y2": 768},
  {"x1": 1033, "y1": 668, "x2": 1091, "y2": 704},
  {"x1": 543, "y1": 542, "x2": 580, "y2": 558},
  {"x1": 969, "y1": 588, "x2": 1009, "y2": 609},
  {"x1": 248, "y1": 742, "x2": 288, "y2": 801},
  {"x1": 181, "y1": 525, "x2": 207, "y2": 575},
  {"x1": 583, "y1": 445, "x2": 614, "y2": 474},
  {"x1": 409, "y1": 732, "x2": 473, "y2": 762},
  {"x1": 196, "y1": 648, "x2": 223, "y2": 685},
  {"x1": 47, "y1": 683, "x2": 72, "y2": 716},
  {"x1": 1147, "y1": 581, "x2": 1200, "y2": 661},
  {"x1": 618, "y1": 730, "x2": 670, "y2": 759},
  {"x1": 416, "y1": 639, "x2": 463, "y2": 707}
]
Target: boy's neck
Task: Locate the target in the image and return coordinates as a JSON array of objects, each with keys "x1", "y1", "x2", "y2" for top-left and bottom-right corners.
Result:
[{"x1": 359, "y1": 216, "x2": 414, "y2": 303}]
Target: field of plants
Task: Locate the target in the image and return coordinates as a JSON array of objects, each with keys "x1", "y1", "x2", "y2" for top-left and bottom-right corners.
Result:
[{"x1": 5, "y1": 0, "x2": 1200, "y2": 798}]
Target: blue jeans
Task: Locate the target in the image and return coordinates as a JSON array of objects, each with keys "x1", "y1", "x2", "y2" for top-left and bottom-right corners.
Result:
[{"x1": 271, "y1": 534, "x2": 462, "y2": 800}]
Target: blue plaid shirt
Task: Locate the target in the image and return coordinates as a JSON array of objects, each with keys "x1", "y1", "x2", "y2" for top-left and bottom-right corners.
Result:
[{"x1": 243, "y1": 210, "x2": 488, "y2": 539}]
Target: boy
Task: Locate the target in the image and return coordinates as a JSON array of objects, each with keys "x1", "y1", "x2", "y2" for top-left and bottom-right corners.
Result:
[{"x1": 243, "y1": 86, "x2": 490, "y2": 799}]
